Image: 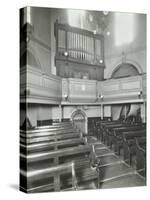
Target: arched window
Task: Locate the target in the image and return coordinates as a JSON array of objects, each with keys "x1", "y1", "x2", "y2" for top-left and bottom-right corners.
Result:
[{"x1": 111, "y1": 63, "x2": 139, "y2": 78}]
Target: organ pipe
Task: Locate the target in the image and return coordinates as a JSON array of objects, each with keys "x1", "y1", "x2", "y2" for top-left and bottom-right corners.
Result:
[{"x1": 56, "y1": 22, "x2": 104, "y2": 64}]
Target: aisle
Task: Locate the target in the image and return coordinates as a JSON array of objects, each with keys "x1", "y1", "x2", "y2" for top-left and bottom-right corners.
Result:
[{"x1": 87, "y1": 136, "x2": 146, "y2": 189}]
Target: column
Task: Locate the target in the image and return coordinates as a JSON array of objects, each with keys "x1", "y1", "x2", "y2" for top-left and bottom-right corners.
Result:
[
  {"x1": 141, "y1": 102, "x2": 146, "y2": 123},
  {"x1": 101, "y1": 104, "x2": 104, "y2": 120},
  {"x1": 59, "y1": 104, "x2": 62, "y2": 122},
  {"x1": 85, "y1": 117, "x2": 88, "y2": 135},
  {"x1": 50, "y1": 10, "x2": 56, "y2": 74}
]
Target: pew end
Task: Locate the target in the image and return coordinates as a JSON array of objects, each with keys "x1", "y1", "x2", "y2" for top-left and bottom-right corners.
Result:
[{"x1": 135, "y1": 137, "x2": 146, "y2": 177}]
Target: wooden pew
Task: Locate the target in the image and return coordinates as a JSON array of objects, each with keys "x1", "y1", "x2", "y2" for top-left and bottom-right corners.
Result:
[
  {"x1": 111, "y1": 125, "x2": 146, "y2": 152},
  {"x1": 53, "y1": 121, "x2": 72, "y2": 125},
  {"x1": 20, "y1": 145, "x2": 92, "y2": 163},
  {"x1": 24, "y1": 126, "x2": 75, "y2": 134},
  {"x1": 20, "y1": 131, "x2": 82, "y2": 144},
  {"x1": 100, "y1": 120, "x2": 122, "y2": 129},
  {"x1": 88, "y1": 118, "x2": 100, "y2": 137},
  {"x1": 20, "y1": 127, "x2": 77, "y2": 139},
  {"x1": 21, "y1": 144, "x2": 100, "y2": 191},
  {"x1": 112, "y1": 126, "x2": 145, "y2": 152},
  {"x1": 97, "y1": 120, "x2": 121, "y2": 140},
  {"x1": 20, "y1": 137, "x2": 87, "y2": 153},
  {"x1": 135, "y1": 137, "x2": 146, "y2": 177},
  {"x1": 101, "y1": 122, "x2": 126, "y2": 144},
  {"x1": 35, "y1": 122, "x2": 73, "y2": 130},
  {"x1": 20, "y1": 162, "x2": 78, "y2": 192},
  {"x1": 20, "y1": 122, "x2": 100, "y2": 191},
  {"x1": 99, "y1": 120, "x2": 122, "y2": 132},
  {"x1": 123, "y1": 133, "x2": 146, "y2": 166}
]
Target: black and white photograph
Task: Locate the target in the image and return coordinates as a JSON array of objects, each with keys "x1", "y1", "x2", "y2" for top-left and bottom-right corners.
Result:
[{"x1": 19, "y1": 6, "x2": 147, "y2": 193}]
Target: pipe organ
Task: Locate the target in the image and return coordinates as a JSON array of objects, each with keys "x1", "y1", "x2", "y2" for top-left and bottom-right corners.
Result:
[{"x1": 54, "y1": 20, "x2": 105, "y2": 81}]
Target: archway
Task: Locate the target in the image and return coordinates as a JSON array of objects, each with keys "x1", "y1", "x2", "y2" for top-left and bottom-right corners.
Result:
[
  {"x1": 111, "y1": 63, "x2": 140, "y2": 78},
  {"x1": 71, "y1": 109, "x2": 87, "y2": 134}
]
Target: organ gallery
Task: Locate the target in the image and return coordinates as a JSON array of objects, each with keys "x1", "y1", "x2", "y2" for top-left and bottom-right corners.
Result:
[{"x1": 20, "y1": 7, "x2": 147, "y2": 193}]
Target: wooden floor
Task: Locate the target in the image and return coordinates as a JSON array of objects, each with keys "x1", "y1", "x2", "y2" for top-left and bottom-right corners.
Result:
[{"x1": 80, "y1": 136, "x2": 146, "y2": 190}]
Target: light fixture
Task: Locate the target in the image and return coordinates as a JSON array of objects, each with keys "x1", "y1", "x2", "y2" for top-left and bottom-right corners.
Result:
[
  {"x1": 64, "y1": 51, "x2": 68, "y2": 56},
  {"x1": 99, "y1": 59, "x2": 103, "y2": 64},
  {"x1": 103, "y1": 11, "x2": 109, "y2": 15},
  {"x1": 89, "y1": 14, "x2": 93, "y2": 22},
  {"x1": 138, "y1": 91, "x2": 142, "y2": 98},
  {"x1": 99, "y1": 94, "x2": 104, "y2": 101},
  {"x1": 106, "y1": 31, "x2": 110, "y2": 36},
  {"x1": 64, "y1": 94, "x2": 68, "y2": 101},
  {"x1": 93, "y1": 30, "x2": 97, "y2": 35}
]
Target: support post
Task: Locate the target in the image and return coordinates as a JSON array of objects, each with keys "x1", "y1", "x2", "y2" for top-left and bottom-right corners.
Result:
[
  {"x1": 101, "y1": 104, "x2": 104, "y2": 120},
  {"x1": 59, "y1": 104, "x2": 62, "y2": 122},
  {"x1": 141, "y1": 101, "x2": 146, "y2": 123}
]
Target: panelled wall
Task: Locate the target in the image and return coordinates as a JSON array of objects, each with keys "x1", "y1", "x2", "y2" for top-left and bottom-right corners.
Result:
[
  {"x1": 20, "y1": 65, "x2": 146, "y2": 126},
  {"x1": 62, "y1": 78, "x2": 97, "y2": 103},
  {"x1": 20, "y1": 65, "x2": 62, "y2": 104},
  {"x1": 21, "y1": 65, "x2": 146, "y2": 105},
  {"x1": 20, "y1": 65, "x2": 62, "y2": 126},
  {"x1": 61, "y1": 76, "x2": 146, "y2": 106}
]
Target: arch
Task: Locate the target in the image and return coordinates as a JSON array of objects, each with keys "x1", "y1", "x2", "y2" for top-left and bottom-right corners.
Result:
[
  {"x1": 111, "y1": 63, "x2": 139, "y2": 78},
  {"x1": 108, "y1": 59, "x2": 143, "y2": 79},
  {"x1": 71, "y1": 109, "x2": 88, "y2": 134},
  {"x1": 71, "y1": 109, "x2": 87, "y2": 120}
]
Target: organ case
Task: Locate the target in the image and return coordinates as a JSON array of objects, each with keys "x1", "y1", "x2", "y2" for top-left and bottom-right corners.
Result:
[{"x1": 54, "y1": 20, "x2": 105, "y2": 81}]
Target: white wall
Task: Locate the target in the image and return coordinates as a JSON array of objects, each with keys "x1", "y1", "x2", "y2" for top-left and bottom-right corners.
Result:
[
  {"x1": 63, "y1": 106, "x2": 101, "y2": 119},
  {"x1": 26, "y1": 104, "x2": 53, "y2": 126},
  {"x1": 20, "y1": 104, "x2": 101, "y2": 127},
  {"x1": 104, "y1": 13, "x2": 146, "y2": 78}
]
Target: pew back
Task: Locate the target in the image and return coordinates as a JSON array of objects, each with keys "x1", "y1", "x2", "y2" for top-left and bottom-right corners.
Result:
[{"x1": 21, "y1": 162, "x2": 78, "y2": 192}]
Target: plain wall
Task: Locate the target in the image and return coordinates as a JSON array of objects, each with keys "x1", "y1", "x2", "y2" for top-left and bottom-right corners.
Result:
[{"x1": 104, "y1": 13, "x2": 146, "y2": 78}]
